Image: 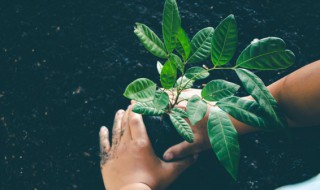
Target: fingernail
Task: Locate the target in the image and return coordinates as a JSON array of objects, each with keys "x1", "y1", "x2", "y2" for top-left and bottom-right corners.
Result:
[
  {"x1": 100, "y1": 126, "x2": 108, "y2": 136},
  {"x1": 163, "y1": 152, "x2": 173, "y2": 161},
  {"x1": 100, "y1": 126, "x2": 107, "y2": 131},
  {"x1": 117, "y1": 110, "x2": 124, "y2": 115}
]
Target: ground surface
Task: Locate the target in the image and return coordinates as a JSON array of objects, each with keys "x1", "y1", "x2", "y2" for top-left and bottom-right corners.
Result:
[{"x1": 1, "y1": 0, "x2": 320, "y2": 189}]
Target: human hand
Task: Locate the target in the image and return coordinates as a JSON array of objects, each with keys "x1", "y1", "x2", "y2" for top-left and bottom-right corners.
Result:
[
  {"x1": 163, "y1": 88, "x2": 257, "y2": 161},
  {"x1": 163, "y1": 89, "x2": 212, "y2": 161},
  {"x1": 100, "y1": 106, "x2": 198, "y2": 190}
]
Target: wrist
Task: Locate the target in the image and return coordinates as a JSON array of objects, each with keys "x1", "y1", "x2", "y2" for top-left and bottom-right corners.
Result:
[{"x1": 120, "y1": 183, "x2": 152, "y2": 190}]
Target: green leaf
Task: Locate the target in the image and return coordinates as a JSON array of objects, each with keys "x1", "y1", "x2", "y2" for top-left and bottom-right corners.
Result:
[
  {"x1": 134, "y1": 23, "x2": 167, "y2": 59},
  {"x1": 211, "y1": 14, "x2": 238, "y2": 66},
  {"x1": 207, "y1": 107, "x2": 239, "y2": 180},
  {"x1": 169, "y1": 113, "x2": 194, "y2": 143},
  {"x1": 175, "y1": 76, "x2": 194, "y2": 90},
  {"x1": 201, "y1": 80, "x2": 240, "y2": 101},
  {"x1": 172, "y1": 107, "x2": 188, "y2": 118},
  {"x1": 236, "y1": 37, "x2": 295, "y2": 70},
  {"x1": 235, "y1": 68, "x2": 287, "y2": 129},
  {"x1": 162, "y1": 0, "x2": 181, "y2": 53},
  {"x1": 186, "y1": 95, "x2": 207, "y2": 126},
  {"x1": 169, "y1": 54, "x2": 184, "y2": 73},
  {"x1": 133, "y1": 102, "x2": 166, "y2": 116},
  {"x1": 157, "y1": 61, "x2": 163, "y2": 74},
  {"x1": 187, "y1": 27, "x2": 214, "y2": 64},
  {"x1": 153, "y1": 91, "x2": 169, "y2": 110},
  {"x1": 160, "y1": 59, "x2": 177, "y2": 89},
  {"x1": 123, "y1": 78, "x2": 157, "y2": 102},
  {"x1": 175, "y1": 27, "x2": 191, "y2": 60},
  {"x1": 185, "y1": 66, "x2": 209, "y2": 80},
  {"x1": 217, "y1": 96, "x2": 268, "y2": 129}
]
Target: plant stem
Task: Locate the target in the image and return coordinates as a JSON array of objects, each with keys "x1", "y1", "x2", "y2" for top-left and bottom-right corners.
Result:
[{"x1": 172, "y1": 66, "x2": 236, "y2": 107}]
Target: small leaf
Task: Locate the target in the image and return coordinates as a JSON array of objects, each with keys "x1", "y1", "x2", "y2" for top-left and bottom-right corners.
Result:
[
  {"x1": 153, "y1": 91, "x2": 169, "y2": 110},
  {"x1": 170, "y1": 113, "x2": 194, "y2": 143},
  {"x1": 186, "y1": 95, "x2": 207, "y2": 126},
  {"x1": 217, "y1": 96, "x2": 268, "y2": 129},
  {"x1": 235, "y1": 68, "x2": 287, "y2": 129},
  {"x1": 172, "y1": 107, "x2": 188, "y2": 118},
  {"x1": 133, "y1": 102, "x2": 166, "y2": 116},
  {"x1": 169, "y1": 54, "x2": 184, "y2": 73},
  {"x1": 207, "y1": 107, "x2": 239, "y2": 180},
  {"x1": 123, "y1": 78, "x2": 157, "y2": 102},
  {"x1": 162, "y1": 0, "x2": 181, "y2": 53},
  {"x1": 187, "y1": 27, "x2": 214, "y2": 64},
  {"x1": 157, "y1": 61, "x2": 163, "y2": 74},
  {"x1": 211, "y1": 14, "x2": 238, "y2": 66},
  {"x1": 236, "y1": 37, "x2": 295, "y2": 70},
  {"x1": 201, "y1": 80, "x2": 240, "y2": 101},
  {"x1": 175, "y1": 76, "x2": 194, "y2": 90},
  {"x1": 175, "y1": 27, "x2": 191, "y2": 60},
  {"x1": 185, "y1": 66, "x2": 209, "y2": 80},
  {"x1": 134, "y1": 23, "x2": 167, "y2": 59},
  {"x1": 161, "y1": 59, "x2": 177, "y2": 89}
]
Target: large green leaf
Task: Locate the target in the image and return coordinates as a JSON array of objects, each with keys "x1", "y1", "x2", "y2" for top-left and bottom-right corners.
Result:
[
  {"x1": 175, "y1": 76, "x2": 194, "y2": 90},
  {"x1": 175, "y1": 27, "x2": 191, "y2": 60},
  {"x1": 207, "y1": 107, "x2": 239, "y2": 180},
  {"x1": 169, "y1": 54, "x2": 184, "y2": 73},
  {"x1": 186, "y1": 95, "x2": 207, "y2": 126},
  {"x1": 161, "y1": 59, "x2": 177, "y2": 89},
  {"x1": 153, "y1": 91, "x2": 169, "y2": 110},
  {"x1": 236, "y1": 37, "x2": 295, "y2": 70},
  {"x1": 134, "y1": 23, "x2": 167, "y2": 59},
  {"x1": 169, "y1": 113, "x2": 194, "y2": 143},
  {"x1": 123, "y1": 78, "x2": 157, "y2": 102},
  {"x1": 133, "y1": 102, "x2": 166, "y2": 116},
  {"x1": 162, "y1": 0, "x2": 181, "y2": 53},
  {"x1": 157, "y1": 61, "x2": 163, "y2": 74},
  {"x1": 235, "y1": 68, "x2": 287, "y2": 129},
  {"x1": 185, "y1": 66, "x2": 209, "y2": 80},
  {"x1": 211, "y1": 14, "x2": 238, "y2": 66},
  {"x1": 201, "y1": 80, "x2": 240, "y2": 101},
  {"x1": 187, "y1": 27, "x2": 214, "y2": 64},
  {"x1": 217, "y1": 96, "x2": 268, "y2": 129},
  {"x1": 171, "y1": 107, "x2": 188, "y2": 118}
]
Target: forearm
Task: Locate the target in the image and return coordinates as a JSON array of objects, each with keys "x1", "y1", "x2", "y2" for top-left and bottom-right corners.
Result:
[
  {"x1": 231, "y1": 60, "x2": 320, "y2": 134},
  {"x1": 273, "y1": 60, "x2": 320, "y2": 127}
]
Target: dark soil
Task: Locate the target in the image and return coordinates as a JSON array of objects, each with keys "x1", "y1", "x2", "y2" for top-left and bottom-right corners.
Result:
[{"x1": 1, "y1": 0, "x2": 320, "y2": 189}]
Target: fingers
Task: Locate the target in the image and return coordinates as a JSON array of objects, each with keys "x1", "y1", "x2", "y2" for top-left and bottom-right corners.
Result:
[
  {"x1": 100, "y1": 126, "x2": 110, "y2": 165},
  {"x1": 100, "y1": 126, "x2": 110, "y2": 153},
  {"x1": 121, "y1": 106, "x2": 132, "y2": 140},
  {"x1": 163, "y1": 141, "x2": 199, "y2": 161},
  {"x1": 164, "y1": 154, "x2": 198, "y2": 180},
  {"x1": 128, "y1": 108, "x2": 148, "y2": 140},
  {"x1": 111, "y1": 109, "x2": 125, "y2": 148}
]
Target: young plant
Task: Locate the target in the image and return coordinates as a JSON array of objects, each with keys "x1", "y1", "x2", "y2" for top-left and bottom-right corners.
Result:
[{"x1": 123, "y1": 0, "x2": 295, "y2": 180}]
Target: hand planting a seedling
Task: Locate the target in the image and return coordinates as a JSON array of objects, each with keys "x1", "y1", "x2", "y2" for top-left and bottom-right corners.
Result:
[
  {"x1": 122, "y1": 0, "x2": 296, "y2": 180},
  {"x1": 99, "y1": 60, "x2": 320, "y2": 190},
  {"x1": 163, "y1": 60, "x2": 320, "y2": 161},
  {"x1": 99, "y1": 106, "x2": 197, "y2": 190},
  {"x1": 99, "y1": 0, "x2": 320, "y2": 189}
]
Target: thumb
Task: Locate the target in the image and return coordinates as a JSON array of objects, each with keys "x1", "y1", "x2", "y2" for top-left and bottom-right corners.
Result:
[
  {"x1": 164, "y1": 154, "x2": 198, "y2": 180},
  {"x1": 163, "y1": 141, "x2": 199, "y2": 161}
]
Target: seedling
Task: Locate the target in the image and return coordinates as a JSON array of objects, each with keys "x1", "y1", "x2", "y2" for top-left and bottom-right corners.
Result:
[{"x1": 123, "y1": 0, "x2": 295, "y2": 180}]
